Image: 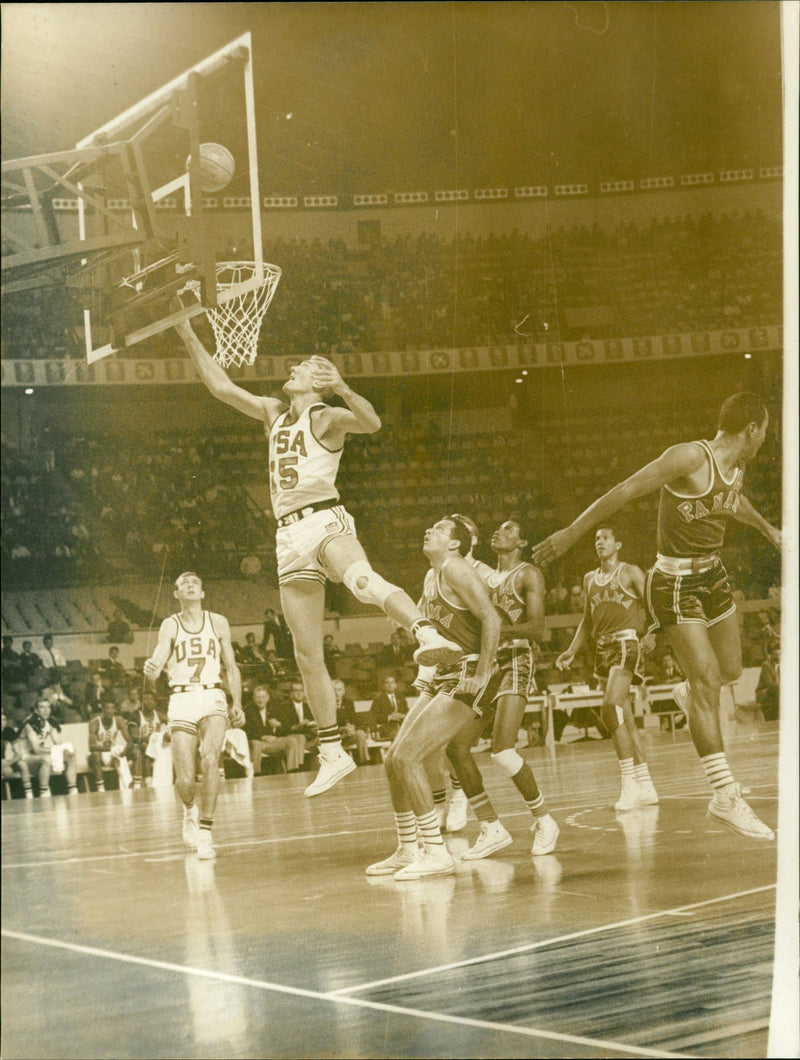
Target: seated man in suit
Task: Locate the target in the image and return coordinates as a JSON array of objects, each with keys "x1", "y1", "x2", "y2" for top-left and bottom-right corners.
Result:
[
  {"x1": 244, "y1": 684, "x2": 306, "y2": 773},
  {"x1": 369, "y1": 674, "x2": 409, "y2": 741},
  {"x1": 271, "y1": 680, "x2": 320, "y2": 763},
  {"x1": 333, "y1": 679, "x2": 369, "y2": 765}
]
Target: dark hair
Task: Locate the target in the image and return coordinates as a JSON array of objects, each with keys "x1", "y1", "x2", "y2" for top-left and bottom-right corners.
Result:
[
  {"x1": 717, "y1": 393, "x2": 767, "y2": 434},
  {"x1": 595, "y1": 524, "x2": 619, "y2": 542},
  {"x1": 447, "y1": 515, "x2": 474, "y2": 556},
  {"x1": 450, "y1": 512, "x2": 479, "y2": 544}
]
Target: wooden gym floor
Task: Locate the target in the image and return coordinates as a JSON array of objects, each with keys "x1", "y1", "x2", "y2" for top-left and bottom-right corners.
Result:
[{"x1": 1, "y1": 724, "x2": 791, "y2": 1059}]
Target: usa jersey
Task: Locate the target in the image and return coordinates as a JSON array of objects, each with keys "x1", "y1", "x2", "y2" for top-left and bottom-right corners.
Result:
[
  {"x1": 166, "y1": 611, "x2": 222, "y2": 688},
  {"x1": 486, "y1": 562, "x2": 530, "y2": 644},
  {"x1": 269, "y1": 404, "x2": 342, "y2": 519},
  {"x1": 420, "y1": 563, "x2": 483, "y2": 655},
  {"x1": 657, "y1": 439, "x2": 744, "y2": 557},
  {"x1": 587, "y1": 565, "x2": 640, "y2": 639}
]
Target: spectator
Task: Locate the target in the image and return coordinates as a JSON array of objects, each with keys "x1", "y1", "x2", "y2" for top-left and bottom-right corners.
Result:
[
  {"x1": 377, "y1": 630, "x2": 414, "y2": 668},
  {"x1": 88, "y1": 697, "x2": 134, "y2": 791},
  {"x1": 655, "y1": 651, "x2": 683, "y2": 684},
  {"x1": 333, "y1": 678, "x2": 369, "y2": 765},
  {"x1": 84, "y1": 672, "x2": 106, "y2": 717},
  {"x1": 2, "y1": 708, "x2": 33, "y2": 798},
  {"x1": 368, "y1": 674, "x2": 408, "y2": 740},
  {"x1": 272, "y1": 681, "x2": 318, "y2": 757},
  {"x1": 760, "y1": 609, "x2": 781, "y2": 658},
  {"x1": 1, "y1": 636, "x2": 21, "y2": 683},
  {"x1": 755, "y1": 648, "x2": 780, "y2": 722},
  {"x1": 244, "y1": 684, "x2": 305, "y2": 773},
  {"x1": 41, "y1": 681, "x2": 80, "y2": 724},
  {"x1": 100, "y1": 646, "x2": 128, "y2": 689},
  {"x1": 262, "y1": 650, "x2": 286, "y2": 683},
  {"x1": 39, "y1": 634, "x2": 66, "y2": 684},
  {"x1": 22, "y1": 698, "x2": 79, "y2": 796},
  {"x1": 262, "y1": 609, "x2": 293, "y2": 658},
  {"x1": 323, "y1": 634, "x2": 343, "y2": 676},
  {"x1": 237, "y1": 632, "x2": 267, "y2": 671},
  {"x1": 18, "y1": 640, "x2": 44, "y2": 685},
  {"x1": 107, "y1": 609, "x2": 134, "y2": 644}
]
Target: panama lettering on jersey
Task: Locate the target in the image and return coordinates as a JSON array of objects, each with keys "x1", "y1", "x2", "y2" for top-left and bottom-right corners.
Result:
[
  {"x1": 657, "y1": 439, "x2": 744, "y2": 556},
  {"x1": 420, "y1": 566, "x2": 483, "y2": 654},
  {"x1": 268, "y1": 404, "x2": 342, "y2": 519},
  {"x1": 167, "y1": 612, "x2": 222, "y2": 688},
  {"x1": 588, "y1": 566, "x2": 638, "y2": 639},
  {"x1": 487, "y1": 563, "x2": 528, "y2": 637}
]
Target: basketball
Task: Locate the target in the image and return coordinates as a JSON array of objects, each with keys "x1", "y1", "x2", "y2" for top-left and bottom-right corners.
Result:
[{"x1": 186, "y1": 142, "x2": 236, "y2": 193}]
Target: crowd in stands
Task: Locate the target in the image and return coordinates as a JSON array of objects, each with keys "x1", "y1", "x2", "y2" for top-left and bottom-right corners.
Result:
[
  {"x1": 1, "y1": 382, "x2": 783, "y2": 599},
  {"x1": 2, "y1": 211, "x2": 782, "y2": 361}
]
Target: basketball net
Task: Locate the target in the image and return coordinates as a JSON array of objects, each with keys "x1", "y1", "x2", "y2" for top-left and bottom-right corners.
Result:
[{"x1": 184, "y1": 261, "x2": 282, "y2": 368}]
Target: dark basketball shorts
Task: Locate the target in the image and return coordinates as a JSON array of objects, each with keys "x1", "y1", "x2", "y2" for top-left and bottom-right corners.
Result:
[
  {"x1": 430, "y1": 654, "x2": 502, "y2": 719},
  {"x1": 493, "y1": 642, "x2": 538, "y2": 701},
  {"x1": 646, "y1": 558, "x2": 735, "y2": 631},
  {"x1": 593, "y1": 634, "x2": 644, "y2": 684}
]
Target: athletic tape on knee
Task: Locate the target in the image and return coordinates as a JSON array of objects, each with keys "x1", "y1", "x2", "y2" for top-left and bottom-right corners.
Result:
[
  {"x1": 343, "y1": 560, "x2": 397, "y2": 609},
  {"x1": 491, "y1": 748, "x2": 524, "y2": 778}
]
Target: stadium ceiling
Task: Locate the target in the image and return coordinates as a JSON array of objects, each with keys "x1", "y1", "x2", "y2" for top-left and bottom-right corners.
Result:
[{"x1": 1, "y1": 2, "x2": 784, "y2": 197}]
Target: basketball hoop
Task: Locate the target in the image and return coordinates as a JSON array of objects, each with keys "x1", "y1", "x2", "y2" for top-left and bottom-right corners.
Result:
[{"x1": 183, "y1": 261, "x2": 282, "y2": 368}]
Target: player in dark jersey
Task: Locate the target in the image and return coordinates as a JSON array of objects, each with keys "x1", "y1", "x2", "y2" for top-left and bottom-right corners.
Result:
[
  {"x1": 534, "y1": 393, "x2": 779, "y2": 840},
  {"x1": 557, "y1": 527, "x2": 659, "y2": 812},
  {"x1": 446, "y1": 519, "x2": 559, "y2": 858},
  {"x1": 366, "y1": 516, "x2": 501, "y2": 881}
]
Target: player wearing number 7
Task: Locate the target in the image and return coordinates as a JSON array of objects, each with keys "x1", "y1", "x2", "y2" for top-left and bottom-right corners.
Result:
[
  {"x1": 143, "y1": 571, "x2": 245, "y2": 860},
  {"x1": 175, "y1": 319, "x2": 464, "y2": 798}
]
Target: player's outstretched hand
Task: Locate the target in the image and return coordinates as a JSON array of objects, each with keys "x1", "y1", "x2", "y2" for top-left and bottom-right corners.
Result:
[
  {"x1": 532, "y1": 527, "x2": 576, "y2": 566},
  {"x1": 309, "y1": 356, "x2": 344, "y2": 394},
  {"x1": 228, "y1": 705, "x2": 246, "y2": 729},
  {"x1": 555, "y1": 651, "x2": 573, "y2": 671}
]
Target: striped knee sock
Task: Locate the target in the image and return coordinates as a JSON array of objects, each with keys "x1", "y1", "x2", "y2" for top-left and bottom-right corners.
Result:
[
  {"x1": 432, "y1": 787, "x2": 447, "y2": 809},
  {"x1": 317, "y1": 725, "x2": 342, "y2": 748},
  {"x1": 415, "y1": 809, "x2": 445, "y2": 848},
  {"x1": 633, "y1": 762, "x2": 653, "y2": 785},
  {"x1": 199, "y1": 817, "x2": 213, "y2": 836},
  {"x1": 450, "y1": 773, "x2": 462, "y2": 793},
  {"x1": 619, "y1": 757, "x2": 635, "y2": 781},
  {"x1": 395, "y1": 811, "x2": 418, "y2": 849},
  {"x1": 525, "y1": 793, "x2": 548, "y2": 819},
  {"x1": 701, "y1": 752, "x2": 735, "y2": 792},
  {"x1": 468, "y1": 791, "x2": 498, "y2": 823}
]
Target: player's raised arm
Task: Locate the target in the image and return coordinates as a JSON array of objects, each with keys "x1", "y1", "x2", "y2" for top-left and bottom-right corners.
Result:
[
  {"x1": 175, "y1": 318, "x2": 285, "y2": 426},
  {"x1": 730, "y1": 494, "x2": 781, "y2": 550},
  {"x1": 532, "y1": 442, "x2": 707, "y2": 565},
  {"x1": 308, "y1": 357, "x2": 381, "y2": 445}
]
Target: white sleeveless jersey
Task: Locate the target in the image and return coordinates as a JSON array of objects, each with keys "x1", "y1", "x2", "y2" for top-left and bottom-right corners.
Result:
[
  {"x1": 268, "y1": 404, "x2": 343, "y2": 519},
  {"x1": 166, "y1": 611, "x2": 223, "y2": 688}
]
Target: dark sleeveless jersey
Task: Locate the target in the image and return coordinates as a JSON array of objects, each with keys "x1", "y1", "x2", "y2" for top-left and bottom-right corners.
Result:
[
  {"x1": 420, "y1": 562, "x2": 483, "y2": 654},
  {"x1": 587, "y1": 565, "x2": 640, "y2": 639},
  {"x1": 657, "y1": 439, "x2": 744, "y2": 557},
  {"x1": 486, "y1": 562, "x2": 530, "y2": 643}
]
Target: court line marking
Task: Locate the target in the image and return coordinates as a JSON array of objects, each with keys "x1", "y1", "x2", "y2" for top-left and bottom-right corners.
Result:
[
  {"x1": 1, "y1": 927, "x2": 690, "y2": 1059},
  {"x1": 329, "y1": 884, "x2": 776, "y2": 996}
]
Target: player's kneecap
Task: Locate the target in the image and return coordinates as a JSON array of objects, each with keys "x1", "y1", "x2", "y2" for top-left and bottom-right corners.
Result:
[{"x1": 343, "y1": 560, "x2": 397, "y2": 609}]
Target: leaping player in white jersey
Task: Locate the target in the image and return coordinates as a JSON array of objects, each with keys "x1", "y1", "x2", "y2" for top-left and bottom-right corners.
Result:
[
  {"x1": 144, "y1": 571, "x2": 244, "y2": 860},
  {"x1": 176, "y1": 319, "x2": 464, "y2": 798}
]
